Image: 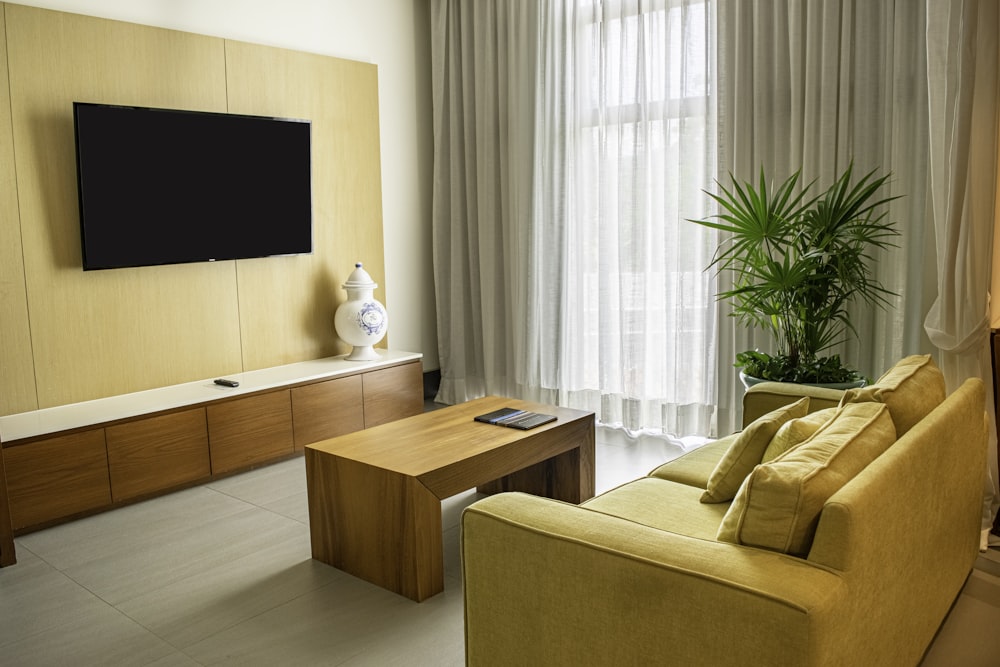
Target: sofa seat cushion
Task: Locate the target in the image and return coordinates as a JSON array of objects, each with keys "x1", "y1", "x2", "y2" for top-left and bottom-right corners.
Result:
[
  {"x1": 717, "y1": 401, "x2": 896, "y2": 557},
  {"x1": 839, "y1": 354, "x2": 945, "y2": 436},
  {"x1": 648, "y1": 437, "x2": 734, "y2": 489},
  {"x1": 582, "y1": 478, "x2": 729, "y2": 540}
]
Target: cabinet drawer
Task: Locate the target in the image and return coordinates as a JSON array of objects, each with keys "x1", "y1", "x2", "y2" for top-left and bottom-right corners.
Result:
[
  {"x1": 207, "y1": 390, "x2": 293, "y2": 474},
  {"x1": 106, "y1": 408, "x2": 211, "y2": 502},
  {"x1": 291, "y1": 375, "x2": 365, "y2": 449},
  {"x1": 362, "y1": 361, "x2": 424, "y2": 428},
  {"x1": 5, "y1": 429, "x2": 111, "y2": 530}
]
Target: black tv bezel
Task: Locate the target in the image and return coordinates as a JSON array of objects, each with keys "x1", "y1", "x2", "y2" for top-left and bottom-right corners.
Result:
[{"x1": 72, "y1": 101, "x2": 314, "y2": 271}]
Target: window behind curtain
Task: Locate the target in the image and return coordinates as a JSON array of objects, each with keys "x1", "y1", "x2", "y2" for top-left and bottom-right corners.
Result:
[{"x1": 540, "y1": 0, "x2": 718, "y2": 437}]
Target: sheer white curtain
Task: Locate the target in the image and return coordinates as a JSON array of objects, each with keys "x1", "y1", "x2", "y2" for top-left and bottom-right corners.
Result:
[
  {"x1": 532, "y1": 0, "x2": 718, "y2": 438},
  {"x1": 430, "y1": 1, "x2": 993, "y2": 455},
  {"x1": 714, "y1": 0, "x2": 933, "y2": 434},
  {"x1": 431, "y1": 0, "x2": 720, "y2": 442},
  {"x1": 923, "y1": 0, "x2": 1000, "y2": 540}
]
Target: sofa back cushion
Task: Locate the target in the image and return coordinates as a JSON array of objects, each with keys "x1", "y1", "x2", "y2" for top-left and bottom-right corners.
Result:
[
  {"x1": 761, "y1": 407, "x2": 839, "y2": 463},
  {"x1": 699, "y1": 397, "x2": 810, "y2": 504},
  {"x1": 717, "y1": 401, "x2": 896, "y2": 556},
  {"x1": 839, "y1": 354, "x2": 945, "y2": 436}
]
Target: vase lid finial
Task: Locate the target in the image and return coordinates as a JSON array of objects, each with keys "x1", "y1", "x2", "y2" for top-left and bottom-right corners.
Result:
[{"x1": 343, "y1": 261, "x2": 377, "y2": 290}]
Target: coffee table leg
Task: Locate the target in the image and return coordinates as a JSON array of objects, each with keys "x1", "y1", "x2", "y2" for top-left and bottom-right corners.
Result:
[
  {"x1": 477, "y1": 419, "x2": 596, "y2": 502},
  {"x1": 306, "y1": 450, "x2": 443, "y2": 602},
  {"x1": 550, "y1": 438, "x2": 596, "y2": 502}
]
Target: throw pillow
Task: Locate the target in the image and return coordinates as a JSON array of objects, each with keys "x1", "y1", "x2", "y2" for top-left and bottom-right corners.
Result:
[
  {"x1": 699, "y1": 397, "x2": 810, "y2": 504},
  {"x1": 716, "y1": 401, "x2": 895, "y2": 556},
  {"x1": 761, "y1": 407, "x2": 839, "y2": 463},
  {"x1": 839, "y1": 354, "x2": 945, "y2": 436}
]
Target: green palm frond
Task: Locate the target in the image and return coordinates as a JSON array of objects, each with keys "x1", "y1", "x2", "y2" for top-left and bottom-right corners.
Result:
[{"x1": 689, "y1": 162, "x2": 900, "y2": 382}]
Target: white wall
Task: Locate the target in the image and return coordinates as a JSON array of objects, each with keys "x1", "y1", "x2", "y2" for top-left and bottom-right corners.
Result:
[{"x1": 12, "y1": 0, "x2": 439, "y2": 370}]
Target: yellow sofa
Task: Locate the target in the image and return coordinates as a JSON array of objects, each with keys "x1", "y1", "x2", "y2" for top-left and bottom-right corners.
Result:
[{"x1": 461, "y1": 356, "x2": 988, "y2": 666}]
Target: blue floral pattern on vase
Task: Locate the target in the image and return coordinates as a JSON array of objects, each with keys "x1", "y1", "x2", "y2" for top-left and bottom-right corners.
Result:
[{"x1": 356, "y1": 302, "x2": 387, "y2": 336}]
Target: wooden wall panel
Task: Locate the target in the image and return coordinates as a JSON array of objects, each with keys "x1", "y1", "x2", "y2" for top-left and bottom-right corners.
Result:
[
  {"x1": 224, "y1": 41, "x2": 387, "y2": 371},
  {"x1": 0, "y1": 5, "x2": 386, "y2": 415},
  {"x1": 5, "y1": 4, "x2": 243, "y2": 408},
  {"x1": 0, "y1": 5, "x2": 37, "y2": 415}
]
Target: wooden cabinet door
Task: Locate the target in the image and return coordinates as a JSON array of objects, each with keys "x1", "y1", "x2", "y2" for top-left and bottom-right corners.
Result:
[
  {"x1": 291, "y1": 375, "x2": 365, "y2": 449},
  {"x1": 5, "y1": 429, "x2": 111, "y2": 531},
  {"x1": 0, "y1": 441, "x2": 16, "y2": 565},
  {"x1": 106, "y1": 408, "x2": 211, "y2": 502},
  {"x1": 207, "y1": 390, "x2": 294, "y2": 474},
  {"x1": 362, "y1": 361, "x2": 424, "y2": 428}
]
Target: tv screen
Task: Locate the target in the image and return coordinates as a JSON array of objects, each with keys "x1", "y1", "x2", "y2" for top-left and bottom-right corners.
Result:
[{"x1": 73, "y1": 102, "x2": 312, "y2": 270}]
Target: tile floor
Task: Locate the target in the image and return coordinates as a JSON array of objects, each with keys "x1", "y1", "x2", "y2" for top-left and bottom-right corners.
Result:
[{"x1": 1, "y1": 428, "x2": 999, "y2": 665}]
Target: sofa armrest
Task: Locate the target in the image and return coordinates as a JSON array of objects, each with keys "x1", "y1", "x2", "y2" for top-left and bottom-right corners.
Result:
[
  {"x1": 742, "y1": 382, "x2": 845, "y2": 428},
  {"x1": 462, "y1": 492, "x2": 847, "y2": 666}
]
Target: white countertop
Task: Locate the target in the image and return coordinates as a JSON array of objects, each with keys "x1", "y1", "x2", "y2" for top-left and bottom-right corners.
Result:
[{"x1": 0, "y1": 350, "x2": 423, "y2": 443}]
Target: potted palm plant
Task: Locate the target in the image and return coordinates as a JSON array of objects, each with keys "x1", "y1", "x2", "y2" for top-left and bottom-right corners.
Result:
[{"x1": 690, "y1": 163, "x2": 899, "y2": 387}]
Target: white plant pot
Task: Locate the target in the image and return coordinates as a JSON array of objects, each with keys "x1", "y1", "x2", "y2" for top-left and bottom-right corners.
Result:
[{"x1": 739, "y1": 370, "x2": 866, "y2": 391}]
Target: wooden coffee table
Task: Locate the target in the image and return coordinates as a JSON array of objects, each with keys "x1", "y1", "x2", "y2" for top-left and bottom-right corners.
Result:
[{"x1": 304, "y1": 396, "x2": 595, "y2": 602}]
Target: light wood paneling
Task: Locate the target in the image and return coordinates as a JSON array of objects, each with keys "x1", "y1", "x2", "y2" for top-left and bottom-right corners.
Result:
[
  {"x1": 0, "y1": 5, "x2": 36, "y2": 415},
  {"x1": 290, "y1": 375, "x2": 365, "y2": 450},
  {"x1": 362, "y1": 361, "x2": 424, "y2": 428},
  {"x1": 207, "y1": 390, "x2": 294, "y2": 474},
  {"x1": 106, "y1": 407, "x2": 211, "y2": 502},
  {"x1": 5, "y1": 429, "x2": 111, "y2": 530},
  {"x1": 224, "y1": 40, "x2": 387, "y2": 371},
  {"x1": 5, "y1": 4, "x2": 242, "y2": 408},
  {"x1": 0, "y1": 5, "x2": 387, "y2": 413}
]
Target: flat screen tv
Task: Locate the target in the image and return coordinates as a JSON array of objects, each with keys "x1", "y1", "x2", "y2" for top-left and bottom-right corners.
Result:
[{"x1": 73, "y1": 102, "x2": 313, "y2": 270}]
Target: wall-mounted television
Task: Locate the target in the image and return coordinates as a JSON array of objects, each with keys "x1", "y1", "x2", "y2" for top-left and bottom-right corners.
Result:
[{"x1": 73, "y1": 102, "x2": 313, "y2": 270}]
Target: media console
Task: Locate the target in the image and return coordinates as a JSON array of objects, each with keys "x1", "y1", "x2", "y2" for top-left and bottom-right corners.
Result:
[{"x1": 0, "y1": 350, "x2": 424, "y2": 567}]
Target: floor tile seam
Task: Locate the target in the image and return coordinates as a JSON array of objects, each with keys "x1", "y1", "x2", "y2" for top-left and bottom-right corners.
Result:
[
  {"x1": 0, "y1": 559, "x2": 113, "y2": 651},
  {"x1": 3, "y1": 570, "x2": 170, "y2": 656},
  {"x1": 106, "y1": 551, "x2": 351, "y2": 653},
  {"x1": 7, "y1": 539, "x2": 42, "y2": 566},
  {"x1": 118, "y1": 596, "x2": 270, "y2": 658},
  {"x1": 105, "y1": 568, "x2": 343, "y2": 655},
  {"x1": 55, "y1": 561, "x2": 148, "y2": 611},
  {"x1": 4, "y1": 540, "x2": 115, "y2": 585},
  {"x1": 200, "y1": 483, "x2": 303, "y2": 518},
  {"x1": 125, "y1": 542, "x2": 342, "y2": 630},
  {"x1": 110, "y1": 602, "x2": 211, "y2": 663},
  {"x1": 54, "y1": 505, "x2": 311, "y2": 609},
  {"x1": 178, "y1": 578, "x2": 349, "y2": 658},
  {"x1": 265, "y1": 506, "x2": 310, "y2": 526},
  {"x1": 973, "y1": 561, "x2": 1000, "y2": 580},
  {"x1": 19, "y1": 490, "x2": 269, "y2": 572},
  {"x1": 964, "y1": 570, "x2": 1000, "y2": 608}
]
